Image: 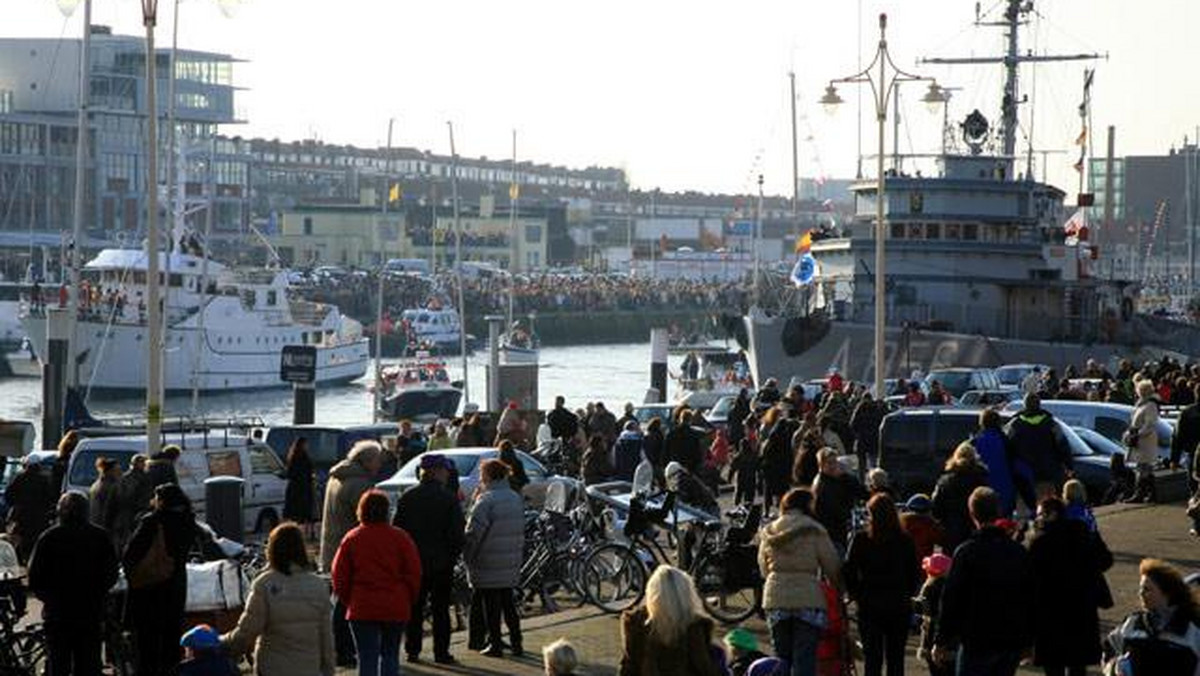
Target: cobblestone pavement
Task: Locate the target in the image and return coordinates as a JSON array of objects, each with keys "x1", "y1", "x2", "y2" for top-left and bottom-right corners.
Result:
[{"x1": 328, "y1": 502, "x2": 1199, "y2": 676}]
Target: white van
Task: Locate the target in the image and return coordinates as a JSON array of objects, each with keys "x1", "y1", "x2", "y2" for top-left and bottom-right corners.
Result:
[{"x1": 65, "y1": 434, "x2": 288, "y2": 535}]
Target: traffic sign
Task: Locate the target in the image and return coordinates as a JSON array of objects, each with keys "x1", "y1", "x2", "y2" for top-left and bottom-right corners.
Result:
[{"x1": 280, "y1": 345, "x2": 317, "y2": 384}]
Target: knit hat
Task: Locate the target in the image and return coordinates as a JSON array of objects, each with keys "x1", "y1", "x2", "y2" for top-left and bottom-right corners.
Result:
[
  {"x1": 180, "y1": 624, "x2": 220, "y2": 650},
  {"x1": 724, "y1": 627, "x2": 758, "y2": 652},
  {"x1": 922, "y1": 552, "x2": 952, "y2": 578}
]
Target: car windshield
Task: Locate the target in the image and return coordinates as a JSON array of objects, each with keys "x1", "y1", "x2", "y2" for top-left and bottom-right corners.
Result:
[
  {"x1": 70, "y1": 448, "x2": 135, "y2": 487},
  {"x1": 995, "y1": 367, "x2": 1031, "y2": 386},
  {"x1": 708, "y1": 396, "x2": 734, "y2": 419},
  {"x1": 928, "y1": 372, "x2": 973, "y2": 397},
  {"x1": 399, "y1": 452, "x2": 486, "y2": 480}
]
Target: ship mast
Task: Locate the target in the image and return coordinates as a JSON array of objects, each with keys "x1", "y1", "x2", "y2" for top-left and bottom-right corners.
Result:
[{"x1": 921, "y1": 0, "x2": 1099, "y2": 166}]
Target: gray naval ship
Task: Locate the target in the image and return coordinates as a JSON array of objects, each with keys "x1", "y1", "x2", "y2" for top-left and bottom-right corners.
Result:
[{"x1": 742, "y1": 0, "x2": 1200, "y2": 387}]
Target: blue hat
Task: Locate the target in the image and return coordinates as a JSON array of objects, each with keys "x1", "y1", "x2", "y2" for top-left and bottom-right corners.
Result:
[
  {"x1": 906, "y1": 493, "x2": 932, "y2": 514},
  {"x1": 419, "y1": 453, "x2": 447, "y2": 470},
  {"x1": 747, "y1": 656, "x2": 788, "y2": 676},
  {"x1": 180, "y1": 624, "x2": 220, "y2": 650}
]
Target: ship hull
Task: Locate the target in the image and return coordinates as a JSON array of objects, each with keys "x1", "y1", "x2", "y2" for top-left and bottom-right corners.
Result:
[
  {"x1": 22, "y1": 317, "x2": 369, "y2": 393},
  {"x1": 744, "y1": 312, "x2": 1183, "y2": 387}
]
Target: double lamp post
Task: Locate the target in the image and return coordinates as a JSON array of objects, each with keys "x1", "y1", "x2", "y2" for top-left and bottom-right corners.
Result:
[{"x1": 819, "y1": 13, "x2": 946, "y2": 400}]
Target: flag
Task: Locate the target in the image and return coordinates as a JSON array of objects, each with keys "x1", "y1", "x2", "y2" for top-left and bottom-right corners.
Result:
[
  {"x1": 509, "y1": 183, "x2": 520, "y2": 201},
  {"x1": 790, "y1": 253, "x2": 817, "y2": 287},
  {"x1": 1063, "y1": 208, "x2": 1087, "y2": 237},
  {"x1": 1075, "y1": 128, "x2": 1087, "y2": 146},
  {"x1": 388, "y1": 183, "x2": 401, "y2": 203},
  {"x1": 794, "y1": 230, "x2": 812, "y2": 254}
]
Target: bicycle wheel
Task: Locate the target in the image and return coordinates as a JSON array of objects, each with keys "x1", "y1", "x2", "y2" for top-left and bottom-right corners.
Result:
[
  {"x1": 692, "y1": 554, "x2": 760, "y2": 624},
  {"x1": 539, "y1": 550, "x2": 588, "y2": 612},
  {"x1": 582, "y1": 543, "x2": 647, "y2": 614}
]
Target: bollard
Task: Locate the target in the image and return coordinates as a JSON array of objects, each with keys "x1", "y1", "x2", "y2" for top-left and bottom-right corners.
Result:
[
  {"x1": 649, "y1": 328, "x2": 668, "y2": 404},
  {"x1": 485, "y1": 315, "x2": 504, "y2": 413},
  {"x1": 293, "y1": 382, "x2": 315, "y2": 425},
  {"x1": 41, "y1": 308, "x2": 69, "y2": 449}
]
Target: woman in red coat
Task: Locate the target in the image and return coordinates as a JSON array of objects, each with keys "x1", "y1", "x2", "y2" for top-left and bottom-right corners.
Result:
[{"x1": 332, "y1": 490, "x2": 422, "y2": 676}]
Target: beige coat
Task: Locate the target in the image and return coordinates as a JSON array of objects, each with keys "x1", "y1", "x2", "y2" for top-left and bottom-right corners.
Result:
[
  {"x1": 319, "y1": 459, "x2": 376, "y2": 572},
  {"x1": 222, "y1": 567, "x2": 335, "y2": 676},
  {"x1": 758, "y1": 511, "x2": 841, "y2": 611},
  {"x1": 1129, "y1": 398, "x2": 1161, "y2": 466}
]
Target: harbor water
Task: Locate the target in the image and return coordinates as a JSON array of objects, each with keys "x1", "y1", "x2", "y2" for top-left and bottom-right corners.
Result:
[{"x1": 0, "y1": 342, "x2": 661, "y2": 441}]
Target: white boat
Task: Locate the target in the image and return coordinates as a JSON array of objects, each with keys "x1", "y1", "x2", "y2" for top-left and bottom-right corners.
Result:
[
  {"x1": 499, "y1": 317, "x2": 539, "y2": 365},
  {"x1": 378, "y1": 355, "x2": 463, "y2": 421},
  {"x1": 398, "y1": 307, "x2": 471, "y2": 355},
  {"x1": 21, "y1": 249, "x2": 370, "y2": 393}
]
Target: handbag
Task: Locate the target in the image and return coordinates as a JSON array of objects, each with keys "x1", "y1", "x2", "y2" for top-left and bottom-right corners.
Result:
[{"x1": 128, "y1": 523, "x2": 175, "y2": 589}]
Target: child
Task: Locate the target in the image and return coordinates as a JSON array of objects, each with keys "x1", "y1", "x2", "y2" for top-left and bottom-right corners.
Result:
[
  {"x1": 724, "y1": 627, "x2": 766, "y2": 676},
  {"x1": 916, "y1": 552, "x2": 954, "y2": 676},
  {"x1": 178, "y1": 624, "x2": 238, "y2": 676},
  {"x1": 1063, "y1": 479, "x2": 1098, "y2": 532},
  {"x1": 1103, "y1": 451, "x2": 1136, "y2": 505},
  {"x1": 542, "y1": 638, "x2": 578, "y2": 676},
  {"x1": 728, "y1": 438, "x2": 760, "y2": 506}
]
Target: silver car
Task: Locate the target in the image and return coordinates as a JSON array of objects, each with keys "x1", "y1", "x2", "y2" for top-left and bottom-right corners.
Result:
[{"x1": 376, "y1": 447, "x2": 553, "y2": 508}]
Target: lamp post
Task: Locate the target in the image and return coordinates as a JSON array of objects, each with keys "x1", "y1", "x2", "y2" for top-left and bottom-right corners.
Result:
[
  {"x1": 142, "y1": 0, "x2": 163, "y2": 456},
  {"x1": 820, "y1": 13, "x2": 943, "y2": 399}
]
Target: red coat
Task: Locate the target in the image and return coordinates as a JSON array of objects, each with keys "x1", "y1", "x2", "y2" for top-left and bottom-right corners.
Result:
[{"x1": 331, "y1": 523, "x2": 422, "y2": 622}]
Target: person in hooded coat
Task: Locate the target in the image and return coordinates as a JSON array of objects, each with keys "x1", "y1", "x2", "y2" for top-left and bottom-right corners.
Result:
[
  {"x1": 931, "y1": 443, "x2": 990, "y2": 552},
  {"x1": 1029, "y1": 497, "x2": 1113, "y2": 676}
]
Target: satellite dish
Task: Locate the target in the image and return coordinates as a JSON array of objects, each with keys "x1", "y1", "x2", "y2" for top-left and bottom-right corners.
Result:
[{"x1": 56, "y1": 0, "x2": 81, "y2": 17}]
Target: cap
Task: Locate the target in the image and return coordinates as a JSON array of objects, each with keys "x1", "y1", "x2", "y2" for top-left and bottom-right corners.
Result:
[
  {"x1": 724, "y1": 627, "x2": 758, "y2": 652},
  {"x1": 419, "y1": 454, "x2": 447, "y2": 471},
  {"x1": 905, "y1": 493, "x2": 932, "y2": 514},
  {"x1": 747, "y1": 656, "x2": 788, "y2": 676},
  {"x1": 463, "y1": 402, "x2": 480, "y2": 414},
  {"x1": 922, "y1": 552, "x2": 952, "y2": 578},
  {"x1": 180, "y1": 624, "x2": 221, "y2": 650},
  {"x1": 624, "y1": 420, "x2": 639, "y2": 431}
]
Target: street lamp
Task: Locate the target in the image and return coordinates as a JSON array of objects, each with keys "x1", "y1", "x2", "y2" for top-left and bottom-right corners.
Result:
[
  {"x1": 822, "y1": 13, "x2": 943, "y2": 399},
  {"x1": 142, "y1": 0, "x2": 164, "y2": 456}
]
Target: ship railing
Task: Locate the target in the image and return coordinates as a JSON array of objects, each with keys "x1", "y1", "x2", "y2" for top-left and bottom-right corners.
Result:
[
  {"x1": 75, "y1": 415, "x2": 268, "y2": 449},
  {"x1": 289, "y1": 299, "x2": 334, "y2": 326}
]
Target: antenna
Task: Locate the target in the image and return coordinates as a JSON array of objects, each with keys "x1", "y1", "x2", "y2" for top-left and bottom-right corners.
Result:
[{"x1": 921, "y1": 0, "x2": 1100, "y2": 163}]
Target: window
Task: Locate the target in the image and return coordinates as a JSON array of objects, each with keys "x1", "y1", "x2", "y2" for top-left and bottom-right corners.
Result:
[
  {"x1": 248, "y1": 445, "x2": 283, "y2": 474},
  {"x1": 925, "y1": 224, "x2": 941, "y2": 239},
  {"x1": 206, "y1": 451, "x2": 243, "y2": 478},
  {"x1": 303, "y1": 217, "x2": 313, "y2": 235},
  {"x1": 962, "y1": 224, "x2": 979, "y2": 241},
  {"x1": 906, "y1": 223, "x2": 923, "y2": 239},
  {"x1": 525, "y1": 225, "x2": 542, "y2": 243},
  {"x1": 1095, "y1": 416, "x2": 1128, "y2": 443},
  {"x1": 266, "y1": 290, "x2": 277, "y2": 306},
  {"x1": 890, "y1": 223, "x2": 905, "y2": 239}
]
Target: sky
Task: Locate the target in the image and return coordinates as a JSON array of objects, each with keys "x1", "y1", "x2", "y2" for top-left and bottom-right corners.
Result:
[{"x1": 7, "y1": 0, "x2": 1200, "y2": 197}]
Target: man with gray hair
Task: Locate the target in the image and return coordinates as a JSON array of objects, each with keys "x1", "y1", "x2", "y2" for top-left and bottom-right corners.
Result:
[
  {"x1": 320, "y1": 439, "x2": 383, "y2": 667},
  {"x1": 28, "y1": 491, "x2": 120, "y2": 675}
]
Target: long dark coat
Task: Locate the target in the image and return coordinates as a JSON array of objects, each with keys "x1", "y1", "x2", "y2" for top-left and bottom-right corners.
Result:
[
  {"x1": 1029, "y1": 518, "x2": 1114, "y2": 667},
  {"x1": 284, "y1": 452, "x2": 315, "y2": 523}
]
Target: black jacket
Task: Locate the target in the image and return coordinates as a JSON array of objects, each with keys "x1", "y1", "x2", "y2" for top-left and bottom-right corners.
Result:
[
  {"x1": 844, "y1": 530, "x2": 921, "y2": 618},
  {"x1": 1004, "y1": 409, "x2": 1072, "y2": 484},
  {"x1": 393, "y1": 478, "x2": 465, "y2": 575},
  {"x1": 122, "y1": 508, "x2": 201, "y2": 626},
  {"x1": 1030, "y1": 518, "x2": 1113, "y2": 666},
  {"x1": 28, "y1": 520, "x2": 119, "y2": 624},
  {"x1": 643, "y1": 429, "x2": 665, "y2": 471},
  {"x1": 1172, "y1": 402, "x2": 1200, "y2": 466},
  {"x1": 936, "y1": 525, "x2": 1034, "y2": 653},
  {"x1": 547, "y1": 406, "x2": 580, "y2": 441},
  {"x1": 665, "y1": 425, "x2": 703, "y2": 474},
  {"x1": 146, "y1": 458, "x2": 179, "y2": 489},
  {"x1": 813, "y1": 471, "x2": 865, "y2": 548},
  {"x1": 932, "y1": 466, "x2": 990, "y2": 552},
  {"x1": 761, "y1": 419, "x2": 799, "y2": 493}
]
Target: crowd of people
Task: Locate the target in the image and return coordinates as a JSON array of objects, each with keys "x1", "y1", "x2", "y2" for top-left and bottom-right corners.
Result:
[
  {"x1": 5, "y1": 353, "x2": 1200, "y2": 675},
  {"x1": 298, "y1": 267, "x2": 752, "y2": 329}
]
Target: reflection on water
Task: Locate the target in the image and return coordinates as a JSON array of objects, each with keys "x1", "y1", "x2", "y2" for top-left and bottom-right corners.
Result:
[{"x1": 0, "y1": 343, "x2": 659, "y2": 444}]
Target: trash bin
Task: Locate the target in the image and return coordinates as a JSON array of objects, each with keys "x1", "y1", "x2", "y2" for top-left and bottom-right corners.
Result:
[{"x1": 204, "y1": 476, "x2": 244, "y2": 544}]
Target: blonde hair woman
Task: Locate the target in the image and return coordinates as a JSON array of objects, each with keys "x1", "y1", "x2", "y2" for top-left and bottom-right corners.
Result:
[
  {"x1": 618, "y1": 566, "x2": 723, "y2": 676},
  {"x1": 932, "y1": 442, "x2": 991, "y2": 551}
]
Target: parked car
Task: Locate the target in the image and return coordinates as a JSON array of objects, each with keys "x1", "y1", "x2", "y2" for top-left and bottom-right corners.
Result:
[
  {"x1": 703, "y1": 395, "x2": 737, "y2": 430},
  {"x1": 876, "y1": 407, "x2": 1110, "y2": 499},
  {"x1": 1001, "y1": 400, "x2": 1173, "y2": 462},
  {"x1": 376, "y1": 447, "x2": 552, "y2": 508},
  {"x1": 260, "y1": 423, "x2": 398, "y2": 473},
  {"x1": 64, "y1": 434, "x2": 288, "y2": 535},
  {"x1": 925, "y1": 368, "x2": 1001, "y2": 399},
  {"x1": 993, "y1": 363, "x2": 1050, "y2": 390},
  {"x1": 0, "y1": 450, "x2": 56, "y2": 518}
]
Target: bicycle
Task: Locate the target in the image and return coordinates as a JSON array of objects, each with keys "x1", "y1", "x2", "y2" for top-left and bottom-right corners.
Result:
[
  {"x1": 0, "y1": 596, "x2": 46, "y2": 676},
  {"x1": 517, "y1": 487, "x2": 607, "y2": 616},
  {"x1": 581, "y1": 493, "x2": 763, "y2": 624}
]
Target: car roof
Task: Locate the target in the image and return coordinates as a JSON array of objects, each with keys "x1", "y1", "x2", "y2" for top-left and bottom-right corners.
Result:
[
  {"x1": 928, "y1": 367, "x2": 991, "y2": 373},
  {"x1": 1004, "y1": 400, "x2": 1134, "y2": 414},
  {"x1": 76, "y1": 434, "x2": 252, "y2": 451}
]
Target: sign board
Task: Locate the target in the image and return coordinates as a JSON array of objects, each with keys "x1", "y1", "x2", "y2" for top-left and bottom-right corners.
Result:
[{"x1": 279, "y1": 345, "x2": 317, "y2": 384}]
